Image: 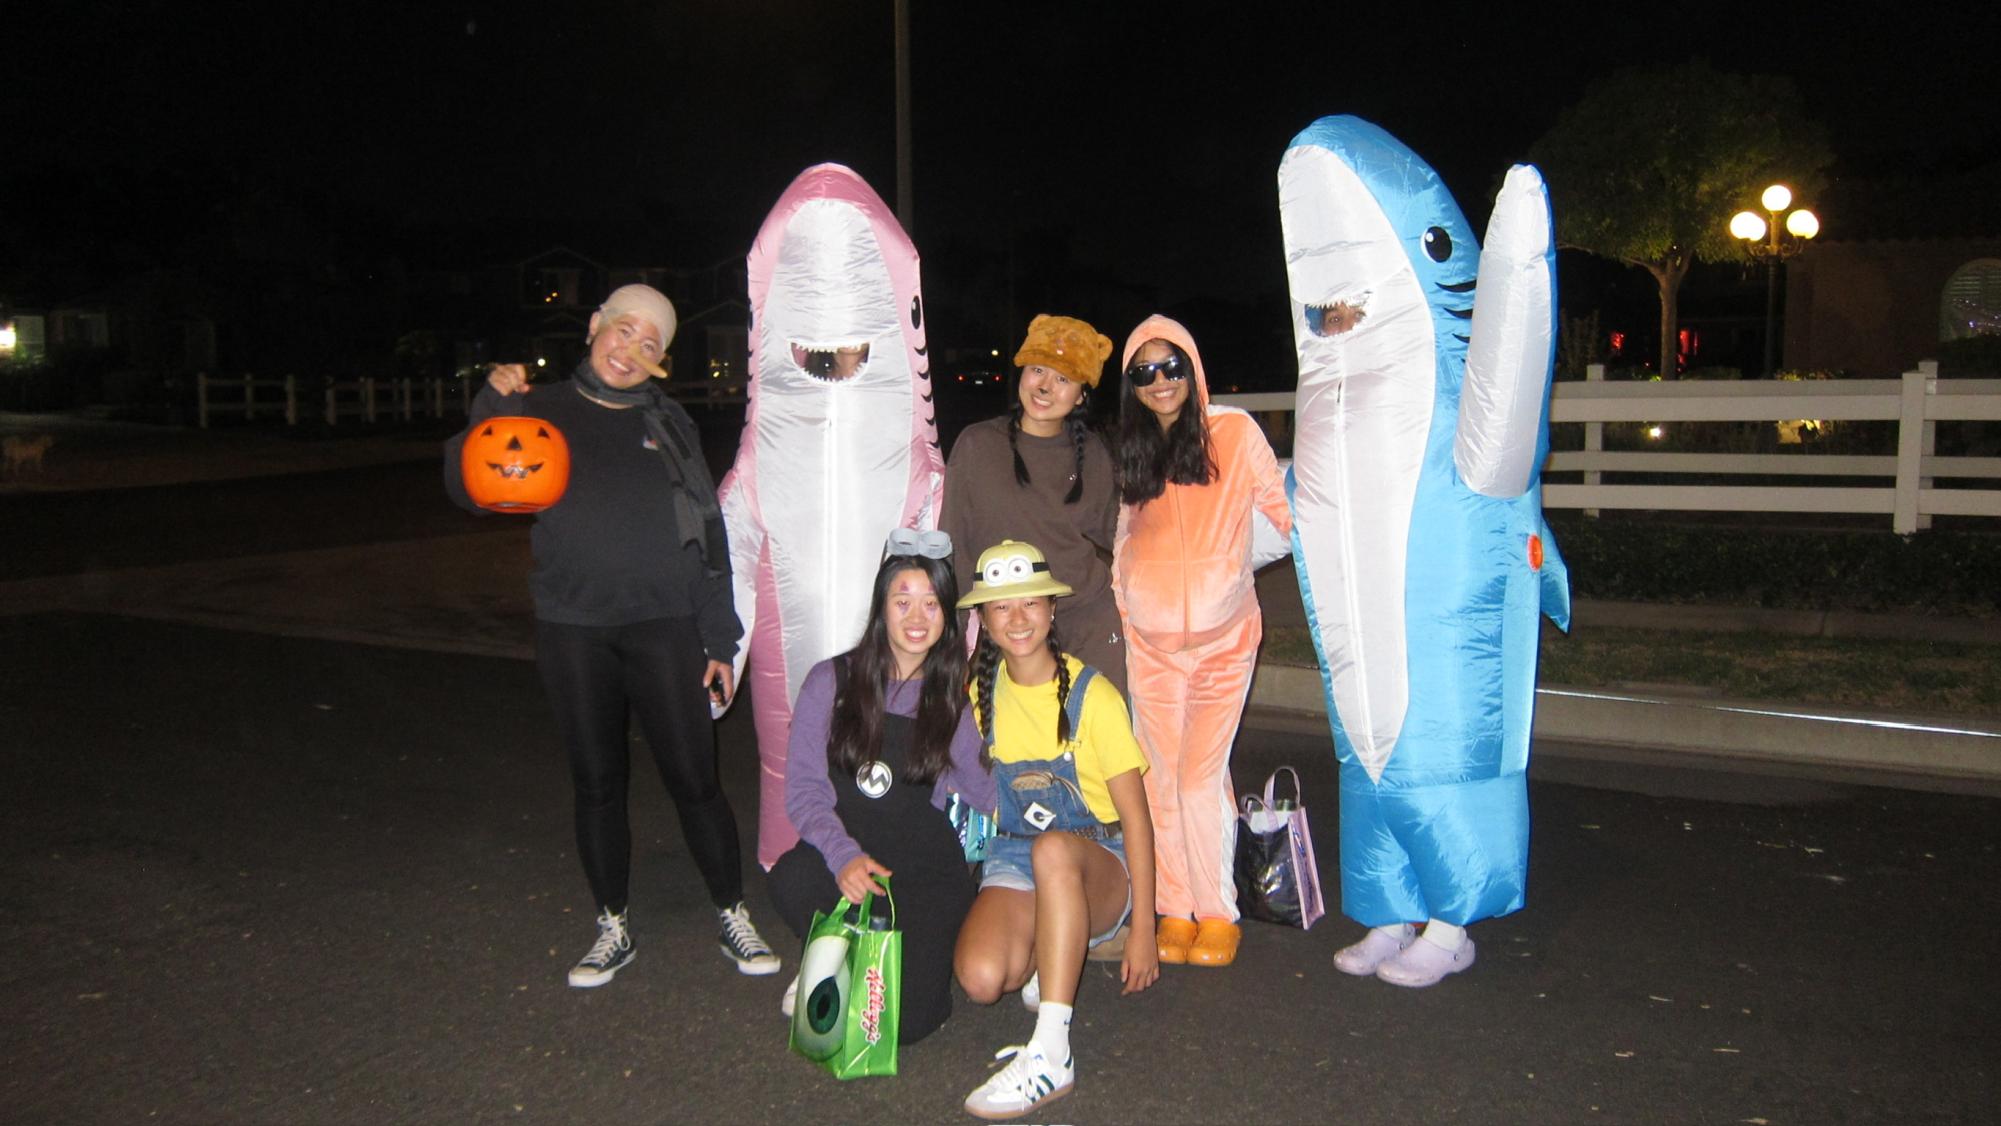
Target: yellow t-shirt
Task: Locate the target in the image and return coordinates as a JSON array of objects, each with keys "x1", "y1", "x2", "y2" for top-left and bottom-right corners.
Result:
[{"x1": 982, "y1": 655, "x2": 1147, "y2": 825}]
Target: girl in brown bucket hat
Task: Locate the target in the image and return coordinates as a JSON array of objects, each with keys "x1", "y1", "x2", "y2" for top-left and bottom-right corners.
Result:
[{"x1": 940, "y1": 315, "x2": 1129, "y2": 699}]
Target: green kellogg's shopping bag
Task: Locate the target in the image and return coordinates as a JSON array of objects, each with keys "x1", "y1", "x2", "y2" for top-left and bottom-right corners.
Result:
[{"x1": 788, "y1": 882, "x2": 901, "y2": 1079}]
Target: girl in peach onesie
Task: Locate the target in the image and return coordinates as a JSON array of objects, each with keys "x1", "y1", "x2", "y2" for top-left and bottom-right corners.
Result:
[{"x1": 1111, "y1": 314, "x2": 1290, "y2": 968}]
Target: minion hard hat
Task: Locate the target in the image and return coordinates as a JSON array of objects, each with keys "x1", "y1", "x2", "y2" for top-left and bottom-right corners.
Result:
[{"x1": 956, "y1": 539, "x2": 1075, "y2": 609}]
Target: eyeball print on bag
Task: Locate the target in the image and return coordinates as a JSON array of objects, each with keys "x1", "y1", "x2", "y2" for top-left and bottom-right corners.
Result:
[{"x1": 791, "y1": 932, "x2": 853, "y2": 1061}]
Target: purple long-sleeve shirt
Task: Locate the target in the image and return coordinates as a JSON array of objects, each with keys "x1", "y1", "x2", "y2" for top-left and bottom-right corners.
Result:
[{"x1": 784, "y1": 658, "x2": 996, "y2": 880}]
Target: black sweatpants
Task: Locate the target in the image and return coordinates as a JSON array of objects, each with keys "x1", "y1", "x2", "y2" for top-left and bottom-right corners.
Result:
[{"x1": 536, "y1": 617, "x2": 744, "y2": 913}]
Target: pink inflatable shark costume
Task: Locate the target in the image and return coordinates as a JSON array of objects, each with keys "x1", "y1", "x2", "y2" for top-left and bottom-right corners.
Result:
[{"x1": 717, "y1": 163, "x2": 943, "y2": 868}]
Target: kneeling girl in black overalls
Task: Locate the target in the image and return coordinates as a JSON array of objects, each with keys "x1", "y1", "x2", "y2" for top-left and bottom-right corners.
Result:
[{"x1": 766, "y1": 529, "x2": 993, "y2": 1043}]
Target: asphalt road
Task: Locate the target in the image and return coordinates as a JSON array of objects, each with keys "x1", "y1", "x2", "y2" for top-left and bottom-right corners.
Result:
[
  {"x1": 3, "y1": 608, "x2": 1995, "y2": 1125},
  {"x1": 0, "y1": 460, "x2": 496, "y2": 581}
]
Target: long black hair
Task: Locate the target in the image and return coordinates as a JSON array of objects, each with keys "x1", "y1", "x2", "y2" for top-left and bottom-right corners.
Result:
[
  {"x1": 827, "y1": 554, "x2": 967, "y2": 785},
  {"x1": 968, "y1": 608, "x2": 1072, "y2": 769},
  {"x1": 1116, "y1": 339, "x2": 1216, "y2": 506},
  {"x1": 1005, "y1": 371, "x2": 1090, "y2": 505}
]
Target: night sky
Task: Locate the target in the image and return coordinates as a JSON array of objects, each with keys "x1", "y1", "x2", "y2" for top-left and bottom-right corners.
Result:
[{"x1": 7, "y1": 1, "x2": 1992, "y2": 370}]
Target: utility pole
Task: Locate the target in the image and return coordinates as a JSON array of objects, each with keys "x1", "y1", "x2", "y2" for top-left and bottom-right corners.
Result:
[{"x1": 894, "y1": 0, "x2": 913, "y2": 231}]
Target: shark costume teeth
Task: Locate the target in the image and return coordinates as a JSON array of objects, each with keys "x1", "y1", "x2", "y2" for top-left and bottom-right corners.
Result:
[
  {"x1": 717, "y1": 163, "x2": 944, "y2": 868},
  {"x1": 1278, "y1": 115, "x2": 1571, "y2": 928}
]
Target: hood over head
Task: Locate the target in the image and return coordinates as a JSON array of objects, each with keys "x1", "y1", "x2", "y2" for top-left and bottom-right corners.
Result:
[{"x1": 1120, "y1": 313, "x2": 1210, "y2": 414}]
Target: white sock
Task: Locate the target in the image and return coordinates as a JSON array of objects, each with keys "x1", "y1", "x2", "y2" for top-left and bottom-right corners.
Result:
[
  {"x1": 1422, "y1": 920, "x2": 1466, "y2": 952},
  {"x1": 1377, "y1": 923, "x2": 1416, "y2": 943},
  {"x1": 1032, "y1": 1001, "x2": 1073, "y2": 1063}
]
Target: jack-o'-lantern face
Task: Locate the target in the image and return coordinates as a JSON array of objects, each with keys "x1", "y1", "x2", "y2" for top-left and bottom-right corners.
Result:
[{"x1": 460, "y1": 416, "x2": 570, "y2": 512}]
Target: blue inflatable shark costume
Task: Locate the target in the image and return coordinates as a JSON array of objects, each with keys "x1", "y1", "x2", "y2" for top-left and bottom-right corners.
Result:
[{"x1": 1277, "y1": 116, "x2": 1570, "y2": 969}]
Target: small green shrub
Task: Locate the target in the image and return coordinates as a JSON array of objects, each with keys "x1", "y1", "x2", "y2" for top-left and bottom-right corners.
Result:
[{"x1": 1545, "y1": 515, "x2": 2001, "y2": 615}]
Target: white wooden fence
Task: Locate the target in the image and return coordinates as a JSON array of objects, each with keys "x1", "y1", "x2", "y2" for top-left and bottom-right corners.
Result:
[
  {"x1": 1213, "y1": 361, "x2": 2001, "y2": 535},
  {"x1": 196, "y1": 374, "x2": 471, "y2": 429}
]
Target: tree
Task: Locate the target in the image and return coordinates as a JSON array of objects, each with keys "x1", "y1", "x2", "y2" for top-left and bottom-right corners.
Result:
[{"x1": 1529, "y1": 61, "x2": 1832, "y2": 379}]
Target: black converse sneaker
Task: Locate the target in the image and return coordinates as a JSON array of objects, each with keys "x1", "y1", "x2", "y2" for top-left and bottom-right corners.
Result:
[
  {"x1": 567, "y1": 908, "x2": 635, "y2": 988},
  {"x1": 717, "y1": 901, "x2": 781, "y2": 975}
]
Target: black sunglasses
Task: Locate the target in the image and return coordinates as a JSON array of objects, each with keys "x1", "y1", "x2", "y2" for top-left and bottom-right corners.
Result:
[{"x1": 1125, "y1": 355, "x2": 1188, "y2": 387}]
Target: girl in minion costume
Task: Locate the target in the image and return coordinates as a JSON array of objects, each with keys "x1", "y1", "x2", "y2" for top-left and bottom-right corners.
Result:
[
  {"x1": 952, "y1": 539, "x2": 1158, "y2": 1121},
  {"x1": 1112, "y1": 314, "x2": 1292, "y2": 968}
]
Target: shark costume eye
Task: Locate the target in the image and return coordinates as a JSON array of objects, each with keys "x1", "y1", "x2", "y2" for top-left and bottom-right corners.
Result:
[
  {"x1": 910, "y1": 295, "x2": 923, "y2": 330},
  {"x1": 1422, "y1": 227, "x2": 1453, "y2": 262}
]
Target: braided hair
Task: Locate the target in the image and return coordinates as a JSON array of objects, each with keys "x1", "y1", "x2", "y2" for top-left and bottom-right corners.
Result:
[
  {"x1": 969, "y1": 614, "x2": 1073, "y2": 768},
  {"x1": 1005, "y1": 387, "x2": 1090, "y2": 505},
  {"x1": 970, "y1": 636, "x2": 1002, "y2": 769},
  {"x1": 1048, "y1": 629, "x2": 1073, "y2": 743}
]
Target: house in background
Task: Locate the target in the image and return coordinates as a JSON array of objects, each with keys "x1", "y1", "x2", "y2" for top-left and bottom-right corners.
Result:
[
  {"x1": 423, "y1": 248, "x2": 748, "y2": 403},
  {"x1": 1, "y1": 276, "x2": 218, "y2": 412},
  {"x1": 1786, "y1": 238, "x2": 2001, "y2": 376},
  {"x1": 621, "y1": 259, "x2": 748, "y2": 405},
  {"x1": 514, "y1": 245, "x2": 605, "y2": 378},
  {"x1": 1785, "y1": 165, "x2": 2001, "y2": 376}
]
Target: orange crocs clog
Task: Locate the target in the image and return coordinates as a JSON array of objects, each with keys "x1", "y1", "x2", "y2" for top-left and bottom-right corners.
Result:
[
  {"x1": 1156, "y1": 916, "x2": 1199, "y2": 964},
  {"x1": 1186, "y1": 918, "x2": 1242, "y2": 967}
]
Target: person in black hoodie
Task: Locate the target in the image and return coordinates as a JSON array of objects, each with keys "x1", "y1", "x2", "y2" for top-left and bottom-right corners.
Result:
[{"x1": 445, "y1": 284, "x2": 779, "y2": 988}]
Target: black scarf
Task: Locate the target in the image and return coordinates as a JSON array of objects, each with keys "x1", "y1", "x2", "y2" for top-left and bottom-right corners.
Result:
[{"x1": 572, "y1": 360, "x2": 730, "y2": 578}]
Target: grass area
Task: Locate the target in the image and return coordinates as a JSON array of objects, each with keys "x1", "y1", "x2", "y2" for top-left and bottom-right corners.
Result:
[{"x1": 1261, "y1": 625, "x2": 2001, "y2": 719}]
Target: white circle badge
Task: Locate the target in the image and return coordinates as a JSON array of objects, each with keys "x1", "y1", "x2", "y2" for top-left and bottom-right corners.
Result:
[{"x1": 856, "y1": 761, "x2": 894, "y2": 799}]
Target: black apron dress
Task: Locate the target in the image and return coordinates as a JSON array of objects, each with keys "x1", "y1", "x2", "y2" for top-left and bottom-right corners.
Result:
[{"x1": 766, "y1": 676, "x2": 977, "y2": 1044}]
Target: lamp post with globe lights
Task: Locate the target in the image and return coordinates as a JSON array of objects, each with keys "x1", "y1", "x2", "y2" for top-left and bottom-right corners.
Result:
[{"x1": 1730, "y1": 184, "x2": 1820, "y2": 377}]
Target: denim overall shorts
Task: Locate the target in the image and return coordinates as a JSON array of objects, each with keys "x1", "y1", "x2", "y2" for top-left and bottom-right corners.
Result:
[{"x1": 980, "y1": 665, "x2": 1132, "y2": 947}]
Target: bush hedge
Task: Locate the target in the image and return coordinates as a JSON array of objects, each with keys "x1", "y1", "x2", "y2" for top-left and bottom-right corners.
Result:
[{"x1": 1545, "y1": 514, "x2": 2001, "y2": 616}]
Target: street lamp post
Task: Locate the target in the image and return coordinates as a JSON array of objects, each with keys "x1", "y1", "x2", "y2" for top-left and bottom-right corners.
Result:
[
  {"x1": 894, "y1": 0, "x2": 913, "y2": 231},
  {"x1": 1730, "y1": 184, "x2": 1820, "y2": 377}
]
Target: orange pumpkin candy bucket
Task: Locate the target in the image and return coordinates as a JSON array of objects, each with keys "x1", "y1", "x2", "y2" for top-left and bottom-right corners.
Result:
[{"x1": 461, "y1": 416, "x2": 571, "y2": 512}]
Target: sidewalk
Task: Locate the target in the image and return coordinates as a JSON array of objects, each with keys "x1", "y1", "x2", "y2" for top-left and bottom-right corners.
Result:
[
  {"x1": 4, "y1": 524, "x2": 1995, "y2": 795},
  {"x1": 0, "y1": 410, "x2": 443, "y2": 493}
]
